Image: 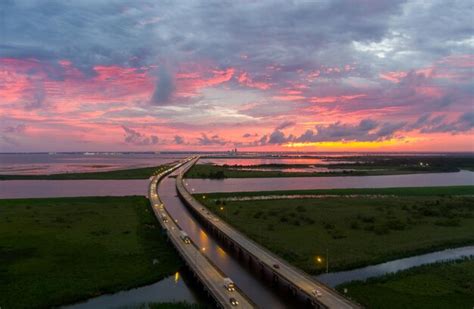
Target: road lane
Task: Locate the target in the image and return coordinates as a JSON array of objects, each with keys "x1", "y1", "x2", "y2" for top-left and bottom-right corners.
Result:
[
  {"x1": 178, "y1": 158, "x2": 360, "y2": 309},
  {"x1": 149, "y1": 160, "x2": 254, "y2": 308},
  {"x1": 160, "y1": 163, "x2": 301, "y2": 308}
]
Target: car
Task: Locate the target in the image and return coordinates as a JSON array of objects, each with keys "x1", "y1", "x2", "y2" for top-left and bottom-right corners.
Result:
[
  {"x1": 311, "y1": 289, "x2": 322, "y2": 297},
  {"x1": 224, "y1": 277, "x2": 235, "y2": 291},
  {"x1": 229, "y1": 297, "x2": 239, "y2": 306},
  {"x1": 272, "y1": 264, "x2": 280, "y2": 269},
  {"x1": 179, "y1": 231, "x2": 192, "y2": 244}
]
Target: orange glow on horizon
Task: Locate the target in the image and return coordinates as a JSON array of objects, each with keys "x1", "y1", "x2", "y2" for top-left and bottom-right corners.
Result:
[{"x1": 283, "y1": 138, "x2": 421, "y2": 150}]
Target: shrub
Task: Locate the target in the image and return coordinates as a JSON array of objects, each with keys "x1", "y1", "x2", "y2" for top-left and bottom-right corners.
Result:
[
  {"x1": 209, "y1": 170, "x2": 225, "y2": 179},
  {"x1": 387, "y1": 219, "x2": 406, "y2": 230},
  {"x1": 435, "y1": 218, "x2": 461, "y2": 227},
  {"x1": 330, "y1": 229, "x2": 347, "y2": 239},
  {"x1": 374, "y1": 225, "x2": 390, "y2": 235},
  {"x1": 296, "y1": 205, "x2": 306, "y2": 212},
  {"x1": 323, "y1": 222, "x2": 335, "y2": 230},
  {"x1": 267, "y1": 210, "x2": 278, "y2": 216},
  {"x1": 364, "y1": 224, "x2": 375, "y2": 232},
  {"x1": 350, "y1": 221, "x2": 360, "y2": 230},
  {"x1": 358, "y1": 215, "x2": 375, "y2": 223}
]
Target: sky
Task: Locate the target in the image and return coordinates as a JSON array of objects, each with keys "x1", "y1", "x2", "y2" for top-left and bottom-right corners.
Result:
[{"x1": 1, "y1": 0, "x2": 473, "y2": 152}]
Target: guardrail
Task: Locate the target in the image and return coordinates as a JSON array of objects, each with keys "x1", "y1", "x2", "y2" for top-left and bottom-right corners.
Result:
[
  {"x1": 176, "y1": 158, "x2": 361, "y2": 309},
  {"x1": 148, "y1": 158, "x2": 254, "y2": 309}
]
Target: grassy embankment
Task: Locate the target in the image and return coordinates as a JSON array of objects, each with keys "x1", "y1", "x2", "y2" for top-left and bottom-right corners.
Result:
[
  {"x1": 337, "y1": 258, "x2": 474, "y2": 309},
  {"x1": 187, "y1": 156, "x2": 474, "y2": 178},
  {"x1": 0, "y1": 196, "x2": 182, "y2": 308},
  {"x1": 195, "y1": 186, "x2": 474, "y2": 273},
  {"x1": 0, "y1": 164, "x2": 171, "y2": 180}
]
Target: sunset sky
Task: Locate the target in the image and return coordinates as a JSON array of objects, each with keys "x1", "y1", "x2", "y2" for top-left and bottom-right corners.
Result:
[{"x1": 1, "y1": 0, "x2": 473, "y2": 152}]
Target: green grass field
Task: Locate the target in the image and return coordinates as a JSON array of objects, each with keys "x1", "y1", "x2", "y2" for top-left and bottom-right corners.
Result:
[
  {"x1": 338, "y1": 258, "x2": 474, "y2": 309},
  {"x1": 202, "y1": 185, "x2": 474, "y2": 198},
  {"x1": 186, "y1": 163, "x2": 465, "y2": 179},
  {"x1": 0, "y1": 165, "x2": 170, "y2": 180},
  {"x1": 0, "y1": 196, "x2": 181, "y2": 308},
  {"x1": 187, "y1": 155, "x2": 474, "y2": 178},
  {"x1": 196, "y1": 186, "x2": 474, "y2": 273}
]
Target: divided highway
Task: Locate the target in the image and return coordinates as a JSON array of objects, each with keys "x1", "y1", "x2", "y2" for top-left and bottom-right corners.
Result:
[
  {"x1": 176, "y1": 157, "x2": 361, "y2": 309},
  {"x1": 148, "y1": 159, "x2": 254, "y2": 308},
  {"x1": 158, "y1": 163, "x2": 302, "y2": 308}
]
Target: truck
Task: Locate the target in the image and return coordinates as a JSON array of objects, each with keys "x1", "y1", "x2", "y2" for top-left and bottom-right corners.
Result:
[
  {"x1": 223, "y1": 277, "x2": 235, "y2": 291},
  {"x1": 179, "y1": 231, "x2": 191, "y2": 244}
]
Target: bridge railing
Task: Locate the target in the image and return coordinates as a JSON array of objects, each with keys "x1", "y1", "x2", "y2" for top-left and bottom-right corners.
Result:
[{"x1": 176, "y1": 158, "x2": 360, "y2": 309}]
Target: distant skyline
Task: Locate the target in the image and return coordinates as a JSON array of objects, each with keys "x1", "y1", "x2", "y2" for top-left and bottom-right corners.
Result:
[{"x1": 1, "y1": 1, "x2": 473, "y2": 152}]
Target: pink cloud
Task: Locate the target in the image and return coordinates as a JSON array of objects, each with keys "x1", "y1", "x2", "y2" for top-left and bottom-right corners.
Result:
[
  {"x1": 175, "y1": 67, "x2": 235, "y2": 97},
  {"x1": 309, "y1": 94, "x2": 366, "y2": 104},
  {"x1": 379, "y1": 71, "x2": 408, "y2": 83},
  {"x1": 236, "y1": 72, "x2": 271, "y2": 90}
]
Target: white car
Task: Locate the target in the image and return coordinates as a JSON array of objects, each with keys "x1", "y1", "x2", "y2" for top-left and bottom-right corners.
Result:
[{"x1": 312, "y1": 289, "x2": 322, "y2": 297}]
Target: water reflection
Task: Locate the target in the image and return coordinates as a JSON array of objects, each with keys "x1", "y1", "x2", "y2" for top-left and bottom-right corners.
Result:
[
  {"x1": 65, "y1": 272, "x2": 200, "y2": 309},
  {"x1": 0, "y1": 153, "x2": 185, "y2": 175},
  {"x1": 188, "y1": 170, "x2": 474, "y2": 193},
  {"x1": 316, "y1": 246, "x2": 474, "y2": 287},
  {"x1": 0, "y1": 179, "x2": 149, "y2": 199},
  {"x1": 200, "y1": 157, "x2": 354, "y2": 166}
]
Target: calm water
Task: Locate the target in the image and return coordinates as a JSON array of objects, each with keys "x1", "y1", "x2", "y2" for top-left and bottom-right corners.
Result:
[
  {"x1": 188, "y1": 170, "x2": 474, "y2": 193},
  {"x1": 200, "y1": 157, "x2": 354, "y2": 166},
  {"x1": 2, "y1": 170, "x2": 473, "y2": 199},
  {"x1": 316, "y1": 246, "x2": 474, "y2": 287},
  {"x1": 229, "y1": 166, "x2": 351, "y2": 173},
  {"x1": 0, "y1": 179, "x2": 149, "y2": 198},
  {"x1": 0, "y1": 153, "x2": 185, "y2": 175},
  {"x1": 65, "y1": 273, "x2": 200, "y2": 309}
]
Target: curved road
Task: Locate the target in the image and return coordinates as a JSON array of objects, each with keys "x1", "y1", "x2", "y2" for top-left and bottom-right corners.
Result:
[
  {"x1": 149, "y1": 162, "x2": 253, "y2": 308},
  {"x1": 159, "y1": 163, "x2": 302, "y2": 308},
  {"x1": 177, "y1": 158, "x2": 359, "y2": 309}
]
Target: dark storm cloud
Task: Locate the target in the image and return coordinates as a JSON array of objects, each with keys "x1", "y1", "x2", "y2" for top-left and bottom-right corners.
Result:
[
  {"x1": 151, "y1": 67, "x2": 175, "y2": 105},
  {"x1": 296, "y1": 119, "x2": 389, "y2": 142},
  {"x1": 267, "y1": 130, "x2": 294, "y2": 144},
  {"x1": 276, "y1": 121, "x2": 296, "y2": 130},
  {"x1": 415, "y1": 112, "x2": 474, "y2": 134},
  {"x1": 258, "y1": 118, "x2": 407, "y2": 145},
  {"x1": 0, "y1": 0, "x2": 406, "y2": 72},
  {"x1": 122, "y1": 126, "x2": 159, "y2": 146},
  {"x1": 174, "y1": 135, "x2": 185, "y2": 145},
  {"x1": 197, "y1": 133, "x2": 227, "y2": 146}
]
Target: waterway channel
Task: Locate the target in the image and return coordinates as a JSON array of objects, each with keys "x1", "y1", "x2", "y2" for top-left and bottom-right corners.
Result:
[{"x1": 187, "y1": 170, "x2": 474, "y2": 193}]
